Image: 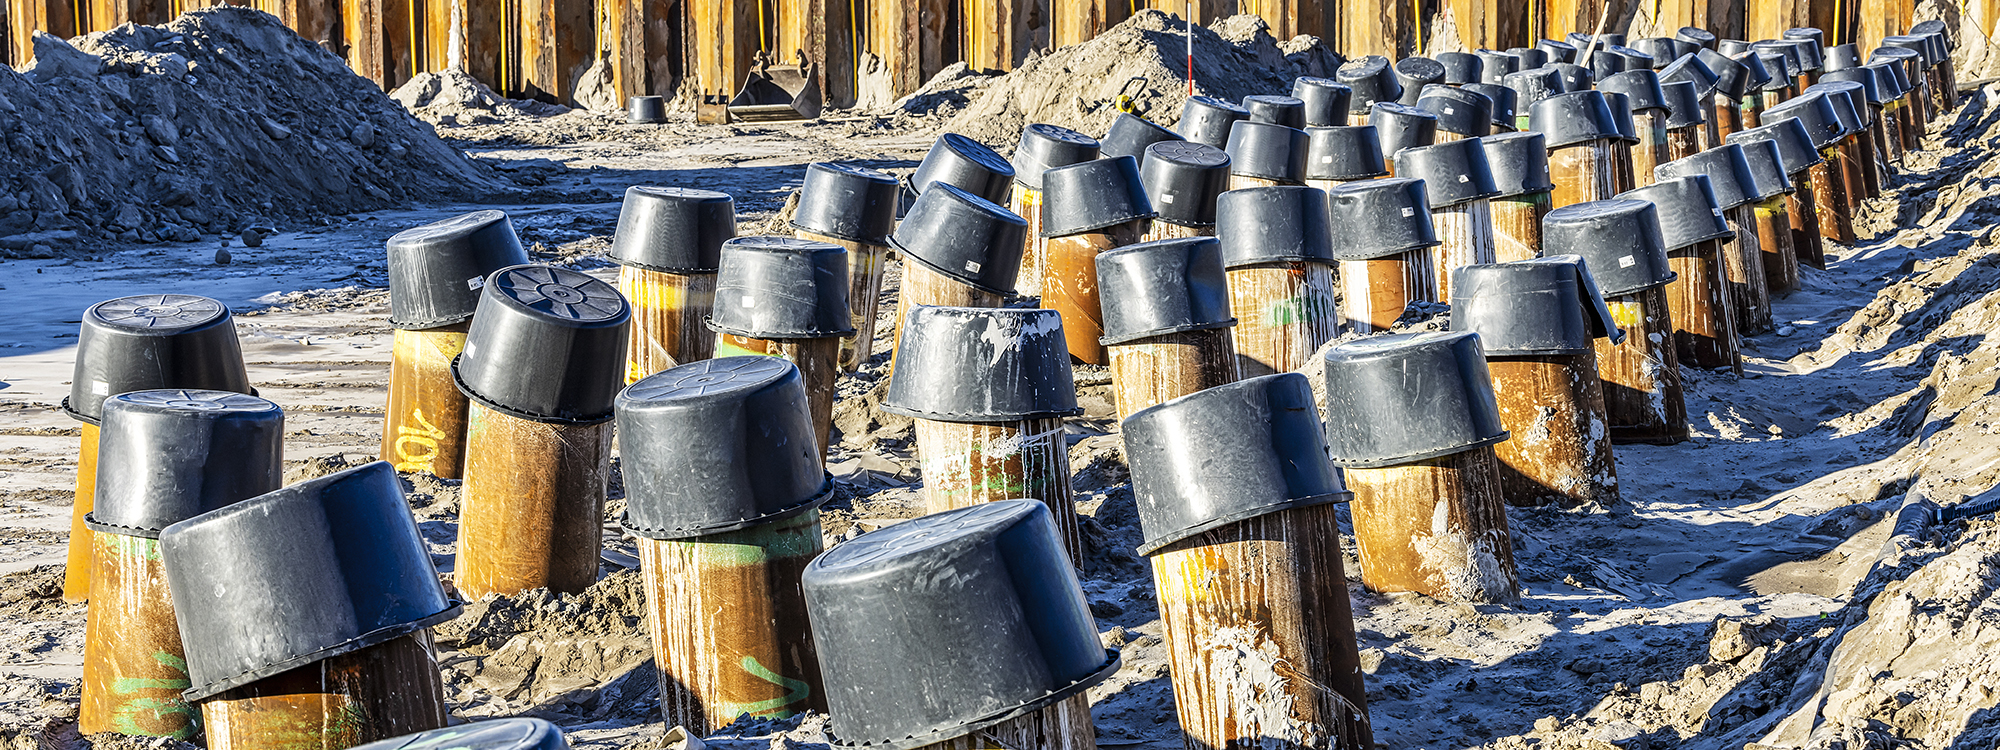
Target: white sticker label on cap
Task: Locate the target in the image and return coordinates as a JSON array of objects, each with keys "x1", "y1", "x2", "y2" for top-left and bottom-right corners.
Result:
[
  {"x1": 91, "y1": 380, "x2": 108, "y2": 396},
  {"x1": 965, "y1": 260, "x2": 983, "y2": 273},
  {"x1": 1443, "y1": 106, "x2": 1456, "y2": 114},
  {"x1": 464, "y1": 343, "x2": 478, "y2": 360},
  {"x1": 1458, "y1": 175, "x2": 1471, "y2": 183},
  {"x1": 1161, "y1": 193, "x2": 1176, "y2": 204},
  {"x1": 467, "y1": 277, "x2": 486, "y2": 291},
  {"x1": 1321, "y1": 155, "x2": 1334, "y2": 163},
  {"x1": 1402, "y1": 207, "x2": 1416, "y2": 217},
  {"x1": 741, "y1": 296, "x2": 756, "y2": 308},
  {"x1": 1619, "y1": 255, "x2": 1637, "y2": 268}
]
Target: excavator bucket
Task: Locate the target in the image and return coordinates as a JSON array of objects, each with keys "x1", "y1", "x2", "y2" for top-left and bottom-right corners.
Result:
[{"x1": 729, "y1": 57, "x2": 823, "y2": 122}]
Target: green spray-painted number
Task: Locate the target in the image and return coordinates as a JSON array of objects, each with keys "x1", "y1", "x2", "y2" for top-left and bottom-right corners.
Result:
[
  {"x1": 1265, "y1": 293, "x2": 1335, "y2": 327},
  {"x1": 109, "y1": 651, "x2": 195, "y2": 739},
  {"x1": 662, "y1": 511, "x2": 823, "y2": 564},
  {"x1": 718, "y1": 656, "x2": 812, "y2": 721}
]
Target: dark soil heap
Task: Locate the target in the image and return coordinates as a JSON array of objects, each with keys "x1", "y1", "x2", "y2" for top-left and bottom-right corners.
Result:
[{"x1": 0, "y1": 8, "x2": 501, "y2": 255}]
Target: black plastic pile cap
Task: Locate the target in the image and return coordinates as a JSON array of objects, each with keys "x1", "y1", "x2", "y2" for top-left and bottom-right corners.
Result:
[
  {"x1": 1395, "y1": 57, "x2": 1447, "y2": 105},
  {"x1": 883, "y1": 307, "x2": 1079, "y2": 422},
  {"x1": 1806, "y1": 82, "x2": 1866, "y2": 131},
  {"x1": 1603, "y1": 92, "x2": 1640, "y2": 143},
  {"x1": 1099, "y1": 113, "x2": 1184, "y2": 163},
  {"x1": 1179, "y1": 96, "x2": 1251, "y2": 148},
  {"x1": 1586, "y1": 48, "x2": 1627, "y2": 82},
  {"x1": 1732, "y1": 50, "x2": 1775, "y2": 92},
  {"x1": 1783, "y1": 28, "x2": 1825, "y2": 69},
  {"x1": 455, "y1": 265, "x2": 630, "y2": 423},
  {"x1": 1872, "y1": 47, "x2": 1923, "y2": 89},
  {"x1": 1369, "y1": 102, "x2": 1438, "y2": 159},
  {"x1": 1009, "y1": 124, "x2": 1100, "y2": 191},
  {"x1": 1302, "y1": 126, "x2": 1387, "y2": 180},
  {"x1": 1865, "y1": 62, "x2": 1907, "y2": 101},
  {"x1": 1505, "y1": 66, "x2": 1567, "y2": 106},
  {"x1": 88, "y1": 390, "x2": 282, "y2": 538},
  {"x1": 1244, "y1": 94, "x2": 1308, "y2": 129},
  {"x1": 1323, "y1": 177, "x2": 1439, "y2": 260},
  {"x1": 1696, "y1": 48, "x2": 1751, "y2": 100},
  {"x1": 1123, "y1": 373, "x2": 1348, "y2": 555},
  {"x1": 1530, "y1": 90, "x2": 1621, "y2": 148},
  {"x1": 1616, "y1": 175, "x2": 1733, "y2": 250},
  {"x1": 1724, "y1": 118, "x2": 1824, "y2": 174},
  {"x1": 1477, "y1": 49, "x2": 1520, "y2": 84},
  {"x1": 1438, "y1": 51, "x2": 1481, "y2": 84},
  {"x1": 348, "y1": 719, "x2": 572, "y2": 750},
  {"x1": 804, "y1": 500, "x2": 1117, "y2": 750},
  {"x1": 1660, "y1": 80, "x2": 1707, "y2": 128},
  {"x1": 616, "y1": 357, "x2": 831, "y2": 539},
  {"x1": 794, "y1": 163, "x2": 900, "y2": 246},
  {"x1": 1729, "y1": 139, "x2": 1795, "y2": 199},
  {"x1": 1598, "y1": 69, "x2": 1668, "y2": 112},
  {"x1": 1660, "y1": 53, "x2": 1719, "y2": 98},
  {"x1": 1539, "y1": 39, "x2": 1578, "y2": 63},
  {"x1": 1509, "y1": 47, "x2": 1550, "y2": 69},
  {"x1": 1291, "y1": 77, "x2": 1354, "y2": 126},
  {"x1": 627, "y1": 96, "x2": 666, "y2": 124},
  {"x1": 1823, "y1": 43, "x2": 1862, "y2": 72},
  {"x1": 1755, "y1": 52, "x2": 1792, "y2": 89},
  {"x1": 1654, "y1": 144, "x2": 1760, "y2": 210},
  {"x1": 1482, "y1": 131, "x2": 1555, "y2": 197},
  {"x1": 711, "y1": 237, "x2": 853, "y2": 339},
  {"x1": 1821, "y1": 69, "x2": 1883, "y2": 107},
  {"x1": 910, "y1": 133, "x2": 1015, "y2": 204},
  {"x1": 1224, "y1": 121, "x2": 1310, "y2": 181},
  {"x1": 1338, "y1": 56, "x2": 1402, "y2": 111},
  {"x1": 1567, "y1": 32, "x2": 1626, "y2": 49},
  {"x1": 610, "y1": 187, "x2": 736, "y2": 274},
  {"x1": 1042, "y1": 156, "x2": 1155, "y2": 236},
  {"x1": 67, "y1": 295, "x2": 251, "y2": 425},
  {"x1": 1911, "y1": 19, "x2": 1950, "y2": 47},
  {"x1": 1320, "y1": 332, "x2": 1508, "y2": 468},
  {"x1": 1417, "y1": 85, "x2": 1493, "y2": 137},
  {"x1": 1632, "y1": 38, "x2": 1681, "y2": 66},
  {"x1": 1214, "y1": 186, "x2": 1333, "y2": 267},
  {"x1": 387, "y1": 210, "x2": 531, "y2": 328},
  {"x1": 1760, "y1": 91, "x2": 1844, "y2": 148},
  {"x1": 1095, "y1": 237, "x2": 1235, "y2": 345},
  {"x1": 1393, "y1": 139, "x2": 1498, "y2": 208},
  {"x1": 1449, "y1": 255, "x2": 1622, "y2": 355},
  {"x1": 1540, "y1": 199, "x2": 1674, "y2": 295},
  {"x1": 1753, "y1": 40, "x2": 1805, "y2": 79},
  {"x1": 1677, "y1": 27, "x2": 1717, "y2": 50},
  {"x1": 1718, "y1": 39, "x2": 1753, "y2": 56},
  {"x1": 1141, "y1": 141, "x2": 1231, "y2": 226},
  {"x1": 1915, "y1": 28, "x2": 1951, "y2": 64},
  {"x1": 1463, "y1": 83, "x2": 1518, "y2": 128},
  {"x1": 889, "y1": 182, "x2": 1028, "y2": 295},
  {"x1": 161, "y1": 460, "x2": 459, "y2": 702},
  {"x1": 1551, "y1": 62, "x2": 1594, "y2": 93},
  {"x1": 1602, "y1": 46, "x2": 1656, "y2": 76}
]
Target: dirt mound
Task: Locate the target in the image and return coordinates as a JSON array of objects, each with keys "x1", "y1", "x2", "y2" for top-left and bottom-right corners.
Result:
[
  {"x1": 0, "y1": 8, "x2": 502, "y2": 257},
  {"x1": 937, "y1": 11, "x2": 1341, "y2": 146}
]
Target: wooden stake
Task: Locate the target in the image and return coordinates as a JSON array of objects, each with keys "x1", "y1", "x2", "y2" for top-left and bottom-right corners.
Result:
[
  {"x1": 1429, "y1": 199, "x2": 1497, "y2": 300},
  {"x1": 1346, "y1": 445, "x2": 1518, "y2": 604},
  {"x1": 915, "y1": 695, "x2": 1096, "y2": 750},
  {"x1": 1807, "y1": 149, "x2": 1853, "y2": 252},
  {"x1": 199, "y1": 632, "x2": 444, "y2": 749},
  {"x1": 640, "y1": 510, "x2": 826, "y2": 735},
  {"x1": 1490, "y1": 193, "x2": 1551, "y2": 262},
  {"x1": 621, "y1": 266, "x2": 718, "y2": 383},
  {"x1": 1753, "y1": 197, "x2": 1801, "y2": 296},
  {"x1": 1338, "y1": 254, "x2": 1433, "y2": 335},
  {"x1": 891, "y1": 260, "x2": 1004, "y2": 367},
  {"x1": 1856, "y1": 119, "x2": 1885, "y2": 198},
  {"x1": 1488, "y1": 353, "x2": 1619, "y2": 508},
  {"x1": 1705, "y1": 95, "x2": 1733, "y2": 147},
  {"x1": 1548, "y1": 140, "x2": 1619, "y2": 209},
  {"x1": 455, "y1": 404, "x2": 612, "y2": 599},
  {"x1": 1788, "y1": 172, "x2": 1827, "y2": 270},
  {"x1": 61, "y1": 423, "x2": 99, "y2": 602},
  {"x1": 1610, "y1": 138, "x2": 1637, "y2": 194},
  {"x1": 1150, "y1": 502, "x2": 1374, "y2": 750},
  {"x1": 381, "y1": 323, "x2": 471, "y2": 479},
  {"x1": 1631, "y1": 110, "x2": 1670, "y2": 189},
  {"x1": 1665, "y1": 239, "x2": 1742, "y2": 374},
  {"x1": 1139, "y1": 221, "x2": 1213, "y2": 243},
  {"x1": 1045, "y1": 220, "x2": 1149, "y2": 366},
  {"x1": 1666, "y1": 125, "x2": 1703, "y2": 162},
  {"x1": 81, "y1": 532, "x2": 194, "y2": 739},
  {"x1": 1108, "y1": 328, "x2": 1240, "y2": 421},
  {"x1": 716, "y1": 334, "x2": 841, "y2": 453},
  {"x1": 1720, "y1": 204, "x2": 1774, "y2": 336},
  {"x1": 1869, "y1": 112, "x2": 1896, "y2": 173},
  {"x1": 1898, "y1": 96, "x2": 1920, "y2": 153},
  {"x1": 1596, "y1": 286, "x2": 1689, "y2": 445},
  {"x1": 1228, "y1": 174, "x2": 1294, "y2": 190},
  {"x1": 1010, "y1": 186, "x2": 1048, "y2": 298},
  {"x1": 1226, "y1": 262, "x2": 1341, "y2": 377},
  {"x1": 1835, "y1": 136, "x2": 1868, "y2": 213},
  {"x1": 798, "y1": 231, "x2": 891, "y2": 372},
  {"x1": 913, "y1": 417, "x2": 1079, "y2": 563},
  {"x1": 1882, "y1": 100, "x2": 1907, "y2": 162},
  {"x1": 1743, "y1": 92, "x2": 1768, "y2": 130}
]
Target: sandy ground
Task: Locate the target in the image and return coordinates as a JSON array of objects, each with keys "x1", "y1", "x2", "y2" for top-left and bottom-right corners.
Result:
[{"x1": 4, "y1": 81, "x2": 2000, "y2": 750}]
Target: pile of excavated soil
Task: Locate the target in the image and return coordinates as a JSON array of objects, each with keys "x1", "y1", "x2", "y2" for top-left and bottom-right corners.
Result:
[
  {"x1": 0, "y1": 8, "x2": 502, "y2": 257},
  {"x1": 934, "y1": 11, "x2": 1342, "y2": 145}
]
